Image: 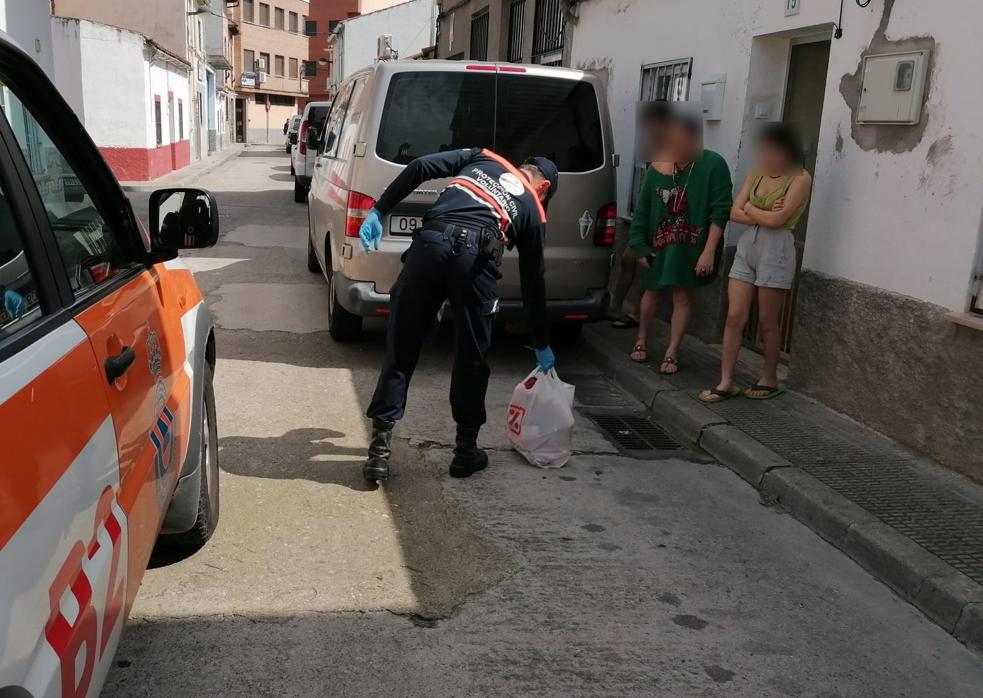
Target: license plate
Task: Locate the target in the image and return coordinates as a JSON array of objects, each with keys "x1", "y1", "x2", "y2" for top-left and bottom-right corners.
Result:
[{"x1": 388, "y1": 215, "x2": 422, "y2": 235}]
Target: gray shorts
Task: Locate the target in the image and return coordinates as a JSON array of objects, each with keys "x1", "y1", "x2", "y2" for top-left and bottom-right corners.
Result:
[{"x1": 729, "y1": 226, "x2": 796, "y2": 289}]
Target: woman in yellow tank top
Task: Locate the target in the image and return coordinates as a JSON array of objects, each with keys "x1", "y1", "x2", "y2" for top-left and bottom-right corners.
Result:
[{"x1": 700, "y1": 123, "x2": 812, "y2": 403}]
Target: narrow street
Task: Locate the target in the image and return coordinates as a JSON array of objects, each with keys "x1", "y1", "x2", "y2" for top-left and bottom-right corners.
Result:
[{"x1": 106, "y1": 146, "x2": 983, "y2": 697}]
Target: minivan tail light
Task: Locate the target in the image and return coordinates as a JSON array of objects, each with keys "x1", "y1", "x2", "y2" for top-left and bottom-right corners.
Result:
[
  {"x1": 594, "y1": 203, "x2": 618, "y2": 247},
  {"x1": 346, "y1": 191, "x2": 377, "y2": 238},
  {"x1": 498, "y1": 65, "x2": 527, "y2": 73},
  {"x1": 299, "y1": 120, "x2": 309, "y2": 155}
]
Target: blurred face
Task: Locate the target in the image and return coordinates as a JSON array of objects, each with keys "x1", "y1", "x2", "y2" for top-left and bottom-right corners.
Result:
[
  {"x1": 519, "y1": 165, "x2": 551, "y2": 203},
  {"x1": 666, "y1": 123, "x2": 699, "y2": 163},
  {"x1": 645, "y1": 117, "x2": 670, "y2": 158},
  {"x1": 759, "y1": 139, "x2": 792, "y2": 174}
]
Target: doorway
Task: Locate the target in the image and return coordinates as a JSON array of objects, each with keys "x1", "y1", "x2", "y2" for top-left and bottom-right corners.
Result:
[
  {"x1": 235, "y1": 98, "x2": 245, "y2": 143},
  {"x1": 744, "y1": 37, "x2": 831, "y2": 357}
]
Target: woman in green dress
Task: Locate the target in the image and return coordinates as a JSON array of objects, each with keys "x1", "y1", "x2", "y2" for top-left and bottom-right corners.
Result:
[{"x1": 629, "y1": 115, "x2": 733, "y2": 373}]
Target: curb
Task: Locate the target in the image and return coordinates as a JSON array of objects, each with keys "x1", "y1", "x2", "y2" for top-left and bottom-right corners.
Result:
[{"x1": 581, "y1": 326, "x2": 983, "y2": 655}]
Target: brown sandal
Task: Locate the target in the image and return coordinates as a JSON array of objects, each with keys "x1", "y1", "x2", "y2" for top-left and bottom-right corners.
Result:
[
  {"x1": 630, "y1": 344, "x2": 648, "y2": 363},
  {"x1": 659, "y1": 356, "x2": 680, "y2": 375}
]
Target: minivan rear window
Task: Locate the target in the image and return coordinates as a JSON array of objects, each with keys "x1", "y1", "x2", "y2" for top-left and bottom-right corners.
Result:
[
  {"x1": 376, "y1": 71, "x2": 604, "y2": 173},
  {"x1": 307, "y1": 105, "x2": 330, "y2": 129}
]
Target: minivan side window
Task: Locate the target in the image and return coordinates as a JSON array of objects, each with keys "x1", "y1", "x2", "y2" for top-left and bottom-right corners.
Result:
[
  {"x1": 1, "y1": 86, "x2": 141, "y2": 298},
  {"x1": 333, "y1": 79, "x2": 365, "y2": 161},
  {"x1": 0, "y1": 179, "x2": 42, "y2": 341},
  {"x1": 320, "y1": 82, "x2": 354, "y2": 158}
]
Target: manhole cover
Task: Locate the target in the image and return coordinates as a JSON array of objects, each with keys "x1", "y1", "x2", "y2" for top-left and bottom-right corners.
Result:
[{"x1": 588, "y1": 413, "x2": 681, "y2": 451}]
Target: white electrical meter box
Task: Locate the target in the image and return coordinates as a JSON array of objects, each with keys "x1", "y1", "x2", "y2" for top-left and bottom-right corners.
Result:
[
  {"x1": 856, "y1": 49, "x2": 929, "y2": 125},
  {"x1": 700, "y1": 74, "x2": 726, "y2": 121}
]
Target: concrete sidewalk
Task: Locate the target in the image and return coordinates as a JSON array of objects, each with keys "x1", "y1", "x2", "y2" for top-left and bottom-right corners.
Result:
[
  {"x1": 120, "y1": 143, "x2": 246, "y2": 191},
  {"x1": 581, "y1": 321, "x2": 983, "y2": 654}
]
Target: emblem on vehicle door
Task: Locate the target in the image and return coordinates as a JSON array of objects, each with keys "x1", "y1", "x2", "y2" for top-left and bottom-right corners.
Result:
[{"x1": 578, "y1": 210, "x2": 594, "y2": 241}]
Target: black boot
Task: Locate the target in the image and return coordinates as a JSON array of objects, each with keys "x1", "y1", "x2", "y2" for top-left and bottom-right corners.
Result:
[
  {"x1": 363, "y1": 419, "x2": 395, "y2": 482},
  {"x1": 450, "y1": 426, "x2": 488, "y2": 479}
]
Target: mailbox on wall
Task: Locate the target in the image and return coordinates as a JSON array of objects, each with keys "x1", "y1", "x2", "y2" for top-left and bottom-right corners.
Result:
[{"x1": 856, "y1": 49, "x2": 930, "y2": 125}]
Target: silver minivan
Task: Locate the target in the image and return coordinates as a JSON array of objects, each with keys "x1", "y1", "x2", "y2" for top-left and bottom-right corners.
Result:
[{"x1": 307, "y1": 60, "x2": 617, "y2": 342}]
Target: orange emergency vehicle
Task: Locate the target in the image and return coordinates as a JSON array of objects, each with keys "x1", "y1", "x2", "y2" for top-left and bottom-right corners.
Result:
[{"x1": 0, "y1": 33, "x2": 221, "y2": 697}]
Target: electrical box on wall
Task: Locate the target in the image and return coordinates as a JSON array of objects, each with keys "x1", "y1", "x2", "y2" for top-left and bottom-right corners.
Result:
[
  {"x1": 856, "y1": 49, "x2": 929, "y2": 125},
  {"x1": 700, "y1": 74, "x2": 726, "y2": 121}
]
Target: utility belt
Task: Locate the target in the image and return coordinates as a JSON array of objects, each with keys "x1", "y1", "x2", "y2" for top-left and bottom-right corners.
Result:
[{"x1": 417, "y1": 221, "x2": 507, "y2": 269}]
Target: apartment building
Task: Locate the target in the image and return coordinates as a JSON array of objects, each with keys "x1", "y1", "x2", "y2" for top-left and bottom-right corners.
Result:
[
  {"x1": 231, "y1": 0, "x2": 310, "y2": 143},
  {"x1": 305, "y1": 0, "x2": 359, "y2": 103},
  {"x1": 436, "y1": 0, "x2": 570, "y2": 65}
]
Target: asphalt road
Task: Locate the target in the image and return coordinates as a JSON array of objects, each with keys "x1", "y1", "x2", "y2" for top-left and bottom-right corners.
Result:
[{"x1": 105, "y1": 146, "x2": 983, "y2": 697}]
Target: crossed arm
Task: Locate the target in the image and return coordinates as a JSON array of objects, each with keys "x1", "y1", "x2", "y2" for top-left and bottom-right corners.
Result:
[{"x1": 730, "y1": 172, "x2": 812, "y2": 228}]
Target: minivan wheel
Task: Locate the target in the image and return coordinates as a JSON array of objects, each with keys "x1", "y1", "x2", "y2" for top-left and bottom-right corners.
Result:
[
  {"x1": 550, "y1": 322, "x2": 584, "y2": 347},
  {"x1": 328, "y1": 275, "x2": 362, "y2": 342},
  {"x1": 307, "y1": 231, "x2": 321, "y2": 273},
  {"x1": 160, "y1": 363, "x2": 219, "y2": 548},
  {"x1": 294, "y1": 176, "x2": 306, "y2": 203}
]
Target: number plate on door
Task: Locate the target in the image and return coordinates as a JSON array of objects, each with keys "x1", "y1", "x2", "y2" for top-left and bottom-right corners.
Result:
[{"x1": 388, "y1": 215, "x2": 422, "y2": 235}]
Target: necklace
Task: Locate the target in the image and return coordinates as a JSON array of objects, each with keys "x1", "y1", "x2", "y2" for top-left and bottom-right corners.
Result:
[{"x1": 672, "y1": 161, "x2": 694, "y2": 199}]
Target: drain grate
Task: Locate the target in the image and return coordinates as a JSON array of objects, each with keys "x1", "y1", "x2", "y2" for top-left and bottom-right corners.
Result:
[{"x1": 588, "y1": 414, "x2": 682, "y2": 451}]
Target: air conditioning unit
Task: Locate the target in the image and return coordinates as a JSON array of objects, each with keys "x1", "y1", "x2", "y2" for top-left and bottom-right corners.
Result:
[
  {"x1": 377, "y1": 34, "x2": 394, "y2": 61},
  {"x1": 256, "y1": 57, "x2": 268, "y2": 71},
  {"x1": 257, "y1": 71, "x2": 268, "y2": 83}
]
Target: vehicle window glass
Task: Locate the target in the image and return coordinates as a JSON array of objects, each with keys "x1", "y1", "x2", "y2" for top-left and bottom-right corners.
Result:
[
  {"x1": 0, "y1": 180, "x2": 42, "y2": 340},
  {"x1": 320, "y1": 84, "x2": 353, "y2": 158},
  {"x1": 1, "y1": 86, "x2": 141, "y2": 298},
  {"x1": 496, "y1": 76, "x2": 603, "y2": 173},
  {"x1": 376, "y1": 72, "x2": 494, "y2": 165},
  {"x1": 331, "y1": 79, "x2": 365, "y2": 160}
]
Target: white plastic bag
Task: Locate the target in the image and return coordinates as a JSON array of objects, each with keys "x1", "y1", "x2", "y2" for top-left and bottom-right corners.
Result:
[{"x1": 507, "y1": 368, "x2": 576, "y2": 469}]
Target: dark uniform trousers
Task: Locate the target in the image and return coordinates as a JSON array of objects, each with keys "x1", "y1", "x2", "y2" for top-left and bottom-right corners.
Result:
[{"x1": 367, "y1": 226, "x2": 499, "y2": 428}]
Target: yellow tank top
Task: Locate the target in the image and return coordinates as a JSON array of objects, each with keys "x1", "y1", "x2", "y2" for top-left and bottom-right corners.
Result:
[{"x1": 750, "y1": 174, "x2": 806, "y2": 230}]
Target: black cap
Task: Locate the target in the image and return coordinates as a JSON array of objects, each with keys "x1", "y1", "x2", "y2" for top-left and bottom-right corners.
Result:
[{"x1": 523, "y1": 157, "x2": 559, "y2": 199}]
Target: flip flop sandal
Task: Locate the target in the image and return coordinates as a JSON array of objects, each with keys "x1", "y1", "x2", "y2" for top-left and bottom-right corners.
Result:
[
  {"x1": 630, "y1": 344, "x2": 648, "y2": 363},
  {"x1": 611, "y1": 316, "x2": 640, "y2": 329},
  {"x1": 659, "y1": 356, "x2": 680, "y2": 375},
  {"x1": 698, "y1": 386, "x2": 741, "y2": 403},
  {"x1": 744, "y1": 384, "x2": 786, "y2": 400}
]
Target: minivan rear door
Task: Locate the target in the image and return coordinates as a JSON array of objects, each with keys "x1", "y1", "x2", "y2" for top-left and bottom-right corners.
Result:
[{"x1": 372, "y1": 66, "x2": 612, "y2": 300}]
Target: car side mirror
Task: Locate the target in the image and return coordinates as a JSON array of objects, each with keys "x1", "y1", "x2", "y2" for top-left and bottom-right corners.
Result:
[{"x1": 150, "y1": 188, "x2": 219, "y2": 252}]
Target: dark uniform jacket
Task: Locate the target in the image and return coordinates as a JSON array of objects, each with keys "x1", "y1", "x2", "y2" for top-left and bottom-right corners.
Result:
[{"x1": 374, "y1": 148, "x2": 549, "y2": 347}]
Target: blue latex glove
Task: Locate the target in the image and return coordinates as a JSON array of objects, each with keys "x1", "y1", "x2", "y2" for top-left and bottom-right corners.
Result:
[
  {"x1": 4, "y1": 289, "x2": 24, "y2": 320},
  {"x1": 535, "y1": 345, "x2": 556, "y2": 373},
  {"x1": 359, "y1": 208, "x2": 383, "y2": 252}
]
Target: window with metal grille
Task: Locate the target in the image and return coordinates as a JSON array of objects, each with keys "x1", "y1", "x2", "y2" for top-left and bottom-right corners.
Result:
[
  {"x1": 507, "y1": 0, "x2": 526, "y2": 63},
  {"x1": 631, "y1": 57, "x2": 692, "y2": 211},
  {"x1": 470, "y1": 9, "x2": 489, "y2": 61},
  {"x1": 532, "y1": 0, "x2": 564, "y2": 64}
]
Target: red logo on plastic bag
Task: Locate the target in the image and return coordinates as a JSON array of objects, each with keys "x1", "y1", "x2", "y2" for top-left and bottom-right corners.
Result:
[{"x1": 507, "y1": 404, "x2": 526, "y2": 435}]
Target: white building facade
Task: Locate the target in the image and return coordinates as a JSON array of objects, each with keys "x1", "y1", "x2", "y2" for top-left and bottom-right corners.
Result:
[
  {"x1": 571, "y1": 0, "x2": 983, "y2": 480},
  {"x1": 331, "y1": 0, "x2": 437, "y2": 86},
  {"x1": 51, "y1": 18, "x2": 192, "y2": 181}
]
